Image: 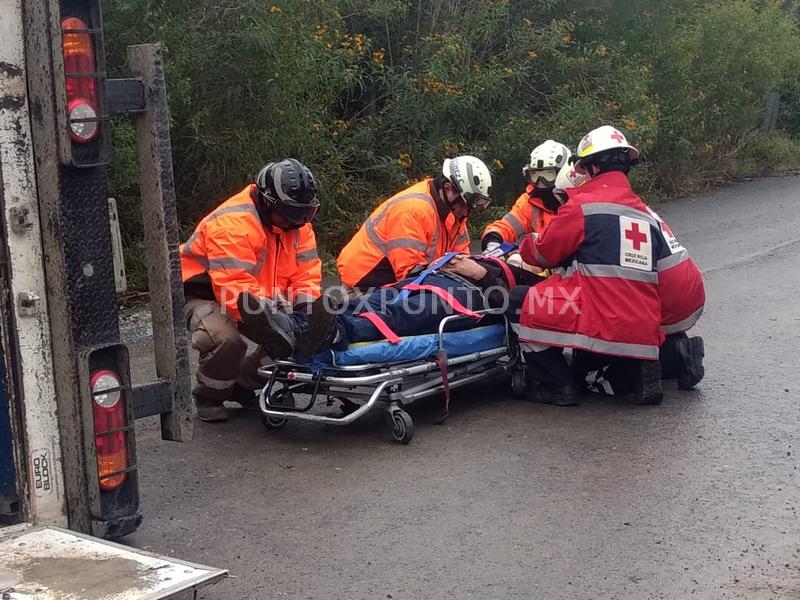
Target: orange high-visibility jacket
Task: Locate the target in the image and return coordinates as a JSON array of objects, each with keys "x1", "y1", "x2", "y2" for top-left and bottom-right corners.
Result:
[
  {"x1": 180, "y1": 185, "x2": 321, "y2": 321},
  {"x1": 482, "y1": 184, "x2": 556, "y2": 242},
  {"x1": 337, "y1": 179, "x2": 470, "y2": 288}
]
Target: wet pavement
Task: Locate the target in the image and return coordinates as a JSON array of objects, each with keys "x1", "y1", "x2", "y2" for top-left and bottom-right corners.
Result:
[{"x1": 123, "y1": 175, "x2": 800, "y2": 599}]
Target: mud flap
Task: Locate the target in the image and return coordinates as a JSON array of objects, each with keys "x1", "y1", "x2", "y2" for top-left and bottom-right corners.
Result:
[{"x1": 0, "y1": 526, "x2": 227, "y2": 599}]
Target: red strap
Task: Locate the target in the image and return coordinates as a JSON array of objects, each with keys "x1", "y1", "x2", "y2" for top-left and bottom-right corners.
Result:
[
  {"x1": 431, "y1": 350, "x2": 451, "y2": 425},
  {"x1": 476, "y1": 256, "x2": 517, "y2": 288},
  {"x1": 356, "y1": 312, "x2": 401, "y2": 344},
  {"x1": 402, "y1": 283, "x2": 481, "y2": 319}
]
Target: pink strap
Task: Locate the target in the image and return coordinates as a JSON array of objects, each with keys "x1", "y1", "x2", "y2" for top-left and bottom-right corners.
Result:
[
  {"x1": 476, "y1": 256, "x2": 517, "y2": 288},
  {"x1": 356, "y1": 312, "x2": 401, "y2": 344},
  {"x1": 402, "y1": 283, "x2": 481, "y2": 319}
]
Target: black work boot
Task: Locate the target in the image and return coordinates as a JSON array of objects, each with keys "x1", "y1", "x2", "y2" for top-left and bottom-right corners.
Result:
[
  {"x1": 237, "y1": 292, "x2": 301, "y2": 359},
  {"x1": 524, "y1": 349, "x2": 579, "y2": 407},
  {"x1": 194, "y1": 395, "x2": 229, "y2": 422},
  {"x1": 230, "y1": 383, "x2": 259, "y2": 411},
  {"x1": 633, "y1": 360, "x2": 663, "y2": 405},
  {"x1": 659, "y1": 333, "x2": 686, "y2": 379},
  {"x1": 537, "y1": 383, "x2": 581, "y2": 406},
  {"x1": 677, "y1": 336, "x2": 705, "y2": 390},
  {"x1": 295, "y1": 295, "x2": 341, "y2": 358}
]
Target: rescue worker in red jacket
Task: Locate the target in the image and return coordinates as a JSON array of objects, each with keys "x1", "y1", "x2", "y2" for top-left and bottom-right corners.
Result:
[
  {"x1": 337, "y1": 156, "x2": 493, "y2": 290},
  {"x1": 481, "y1": 140, "x2": 572, "y2": 252},
  {"x1": 507, "y1": 126, "x2": 666, "y2": 406},
  {"x1": 554, "y1": 162, "x2": 706, "y2": 391},
  {"x1": 180, "y1": 159, "x2": 322, "y2": 422}
]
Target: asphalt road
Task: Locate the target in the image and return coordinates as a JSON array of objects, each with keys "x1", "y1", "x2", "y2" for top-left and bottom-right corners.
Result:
[{"x1": 123, "y1": 175, "x2": 800, "y2": 599}]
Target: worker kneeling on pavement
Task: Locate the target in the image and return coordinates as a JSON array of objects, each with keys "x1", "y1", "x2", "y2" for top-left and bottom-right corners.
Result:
[
  {"x1": 481, "y1": 140, "x2": 573, "y2": 253},
  {"x1": 552, "y1": 153, "x2": 706, "y2": 395},
  {"x1": 506, "y1": 126, "x2": 667, "y2": 407},
  {"x1": 240, "y1": 254, "x2": 543, "y2": 359},
  {"x1": 337, "y1": 156, "x2": 493, "y2": 291},
  {"x1": 180, "y1": 159, "x2": 322, "y2": 422}
]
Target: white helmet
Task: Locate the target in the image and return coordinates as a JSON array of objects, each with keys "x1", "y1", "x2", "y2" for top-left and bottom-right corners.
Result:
[
  {"x1": 522, "y1": 140, "x2": 571, "y2": 185},
  {"x1": 574, "y1": 125, "x2": 640, "y2": 167},
  {"x1": 555, "y1": 163, "x2": 588, "y2": 191},
  {"x1": 442, "y1": 155, "x2": 493, "y2": 211}
]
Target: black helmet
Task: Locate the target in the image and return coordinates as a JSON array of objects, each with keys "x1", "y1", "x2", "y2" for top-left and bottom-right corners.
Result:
[{"x1": 255, "y1": 159, "x2": 320, "y2": 225}]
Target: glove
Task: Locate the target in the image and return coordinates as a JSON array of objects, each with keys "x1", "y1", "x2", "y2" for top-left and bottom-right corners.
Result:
[
  {"x1": 480, "y1": 232, "x2": 503, "y2": 251},
  {"x1": 482, "y1": 241, "x2": 501, "y2": 255},
  {"x1": 506, "y1": 251, "x2": 544, "y2": 275}
]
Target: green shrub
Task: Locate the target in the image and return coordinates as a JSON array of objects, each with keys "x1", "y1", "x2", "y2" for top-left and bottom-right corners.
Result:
[
  {"x1": 736, "y1": 132, "x2": 800, "y2": 177},
  {"x1": 103, "y1": 0, "x2": 800, "y2": 290}
]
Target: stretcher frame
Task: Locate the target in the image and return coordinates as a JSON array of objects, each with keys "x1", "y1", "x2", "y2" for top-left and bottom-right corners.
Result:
[{"x1": 256, "y1": 309, "x2": 525, "y2": 443}]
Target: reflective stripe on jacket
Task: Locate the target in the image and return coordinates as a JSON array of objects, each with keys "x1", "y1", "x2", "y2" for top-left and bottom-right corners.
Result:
[
  {"x1": 336, "y1": 179, "x2": 470, "y2": 288},
  {"x1": 482, "y1": 185, "x2": 555, "y2": 242},
  {"x1": 180, "y1": 184, "x2": 321, "y2": 321},
  {"x1": 516, "y1": 172, "x2": 665, "y2": 360}
]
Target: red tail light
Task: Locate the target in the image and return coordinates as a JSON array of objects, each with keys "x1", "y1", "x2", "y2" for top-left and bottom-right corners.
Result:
[
  {"x1": 91, "y1": 369, "x2": 128, "y2": 491},
  {"x1": 61, "y1": 17, "x2": 99, "y2": 143}
]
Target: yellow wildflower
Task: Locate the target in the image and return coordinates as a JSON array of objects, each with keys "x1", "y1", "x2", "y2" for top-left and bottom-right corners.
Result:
[
  {"x1": 440, "y1": 139, "x2": 458, "y2": 155},
  {"x1": 270, "y1": 6, "x2": 282, "y2": 13},
  {"x1": 423, "y1": 71, "x2": 461, "y2": 95},
  {"x1": 398, "y1": 153, "x2": 412, "y2": 169}
]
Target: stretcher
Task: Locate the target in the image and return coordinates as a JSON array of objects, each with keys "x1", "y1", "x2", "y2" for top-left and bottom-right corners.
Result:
[{"x1": 256, "y1": 310, "x2": 525, "y2": 444}]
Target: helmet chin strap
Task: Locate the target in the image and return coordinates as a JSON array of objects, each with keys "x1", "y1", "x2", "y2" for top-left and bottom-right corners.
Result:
[
  {"x1": 448, "y1": 197, "x2": 469, "y2": 220},
  {"x1": 437, "y1": 183, "x2": 467, "y2": 219}
]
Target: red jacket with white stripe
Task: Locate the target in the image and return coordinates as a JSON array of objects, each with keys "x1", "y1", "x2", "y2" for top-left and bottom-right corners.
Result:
[
  {"x1": 518, "y1": 172, "x2": 665, "y2": 360},
  {"x1": 647, "y1": 208, "x2": 705, "y2": 334}
]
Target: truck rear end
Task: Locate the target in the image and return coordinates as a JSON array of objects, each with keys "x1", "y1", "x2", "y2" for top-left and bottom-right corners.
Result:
[
  {"x1": 1, "y1": 0, "x2": 226, "y2": 596},
  {"x1": 12, "y1": 0, "x2": 194, "y2": 538}
]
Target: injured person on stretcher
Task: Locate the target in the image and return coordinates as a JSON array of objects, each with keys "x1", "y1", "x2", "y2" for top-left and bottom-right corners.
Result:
[
  {"x1": 237, "y1": 253, "x2": 543, "y2": 360},
  {"x1": 238, "y1": 246, "x2": 703, "y2": 409}
]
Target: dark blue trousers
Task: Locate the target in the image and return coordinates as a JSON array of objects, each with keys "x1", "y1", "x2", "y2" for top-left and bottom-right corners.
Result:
[{"x1": 338, "y1": 274, "x2": 489, "y2": 344}]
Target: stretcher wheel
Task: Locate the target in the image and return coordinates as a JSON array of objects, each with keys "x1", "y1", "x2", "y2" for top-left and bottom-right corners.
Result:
[
  {"x1": 390, "y1": 410, "x2": 414, "y2": 444},
  {"x1": 261, "y1": 413, "x2": 287, "y2": 430},
  {"x1": 511, "y1": 370, "x2": 526, "y2": 400}
]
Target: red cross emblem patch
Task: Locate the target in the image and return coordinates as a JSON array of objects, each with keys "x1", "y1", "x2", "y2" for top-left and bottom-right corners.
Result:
[{"x1": 619, "y1": 216, "x2": 652, "y2": 270}]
